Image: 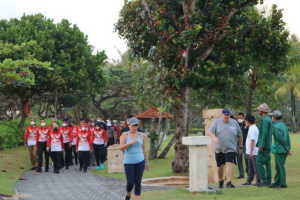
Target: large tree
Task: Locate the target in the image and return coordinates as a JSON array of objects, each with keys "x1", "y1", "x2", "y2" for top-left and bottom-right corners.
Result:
[
  {"x1": 0, "y1": 14, "x2": 106, "y2": 125},
  {"x1": 116, "y1": 0, "x2": 259, "y2": 173},
  {"x1": 0, "y1": 40, "x2": 50, "y2": 120},
  {"x1": 239, "y1": 5, "x2": 290, "y2": 114},
  {"x1": 0, "y1": 40, "x2": 50, "y2": 89},
  {"x1": 274, "y1": 34, "x2": 300, "y2": 133}
]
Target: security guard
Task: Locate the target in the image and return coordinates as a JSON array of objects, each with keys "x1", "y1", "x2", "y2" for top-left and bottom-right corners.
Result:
[
  {"x1": 268, "y1": 110, "x2": 291, "y2": 189},
  {"x1": 256, "y1": 103, "x2": 273, "y2": 187}
]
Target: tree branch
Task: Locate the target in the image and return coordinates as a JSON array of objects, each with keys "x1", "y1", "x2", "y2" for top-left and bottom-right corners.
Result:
[
  {"x1": 199, "y1": 43, "x2": 215, "y2": 61},
  {"x1": 202, "y1": 0, "x2": 211, "y2": 13},
  {"x1": 142, "y1": 0, "x2": 176, "y2": 49},
  {"x1": 153, "y1": 0, "x2": 183, "y2": 32},
  {"x1": 188, "y1": 102, "x2": 208, "y2": 123},
  {"x1": 181, "y1": 0, "x2": 196, "y2": 27},
  {"x1": 198, "y1": 0, "x2": 256, "y2": 62}
]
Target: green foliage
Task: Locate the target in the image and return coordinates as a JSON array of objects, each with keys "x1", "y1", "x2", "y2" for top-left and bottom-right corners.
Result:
[
  {"x1": 0, "y1": 40, "x2": 51, "y2": 88},
  {"x1": 115, "y1": 1, "x2": 258, "y2": 93},
  {"x1": 0, "y1": 118, "x2": 62, "y2": 149},
  {"x1": 148, "y1": 129, "x2": 160, "y2": 143},
  {"x1": 274, "y1": 35, "x2": 300, "y2": 99},
  {"x1": 0, "y1": 14, "x2": 106, "y2": 101},
  {"x1": 0, "y1": 120, "x2": 25, "y2": 149}
]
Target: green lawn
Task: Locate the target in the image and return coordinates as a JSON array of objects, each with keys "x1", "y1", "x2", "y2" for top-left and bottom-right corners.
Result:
[
  {"x1": 95, "y1": 134, "x2": 300, "y2": 200},
  {"x1": 1, "y1": 133, "x2": 299, "y2": 200},
  {"x1": 0, "y1": 146, "x2": 31, "y2": 196},
  {"x1": 92, "y1": 134, "x2": 190, "y2": 179}
]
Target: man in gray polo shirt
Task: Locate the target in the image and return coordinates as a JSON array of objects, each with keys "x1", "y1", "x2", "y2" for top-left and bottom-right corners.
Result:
[{"x1": 207, "y1": 108, "x2": 243, "y2": 188}]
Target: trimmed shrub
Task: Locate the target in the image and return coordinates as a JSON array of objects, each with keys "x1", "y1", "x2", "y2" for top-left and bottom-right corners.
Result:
[
  {"x1": 0, "y1": 120, "x2": 26, "y2": 149},
  {"x1": 0, "y1": 118, "x2": 62, "y2": 149}
]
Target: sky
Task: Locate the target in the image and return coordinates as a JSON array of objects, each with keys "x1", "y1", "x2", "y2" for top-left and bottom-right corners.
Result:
[{"x1": 0, "y1": 0, "x2": 299, "y2": 61}]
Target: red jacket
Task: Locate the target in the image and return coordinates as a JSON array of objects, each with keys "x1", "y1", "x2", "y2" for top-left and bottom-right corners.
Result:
[
  {"x1": 121, "y1": 124, "x2": 128, "y2": 129},
  {"x1": 70, "y1": 125, "x2": 78, "y2": 144},
  {"x1": 60, "y1": 126, "x2": 73, "y2": 143},
  {"x1": 24, "y1": 125, "x2": 38, "y2": 146},
  {"x1": 112, "y1": 124, "x2": 120, "y2": 138},
  {"x1": 76, "y1": 124, "x2": 92, "y2": 151},
  {"x1": 91, "y1": 128, "x2": 107, "y2": 144},
  {"x1": 36, "y1": 126, "x2": 50, "y2": 148},
  {"x1": 89, "y1": 126, "x2": 95, "y2": 139},
  {"x1": 47, "y1": 128, "x2": 64, "y2": 150}
]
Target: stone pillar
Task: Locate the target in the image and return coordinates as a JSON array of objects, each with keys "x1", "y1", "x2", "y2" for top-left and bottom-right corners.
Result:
[
  {"x1": 182, "y1": 136, "x2": 211, "y2": 192},
  {"x1": 203, "y1": 109, "x2": 222, "y2": 183},
  {"x1": 107, "y1": 144, "x2": 124, "y2": 173}
]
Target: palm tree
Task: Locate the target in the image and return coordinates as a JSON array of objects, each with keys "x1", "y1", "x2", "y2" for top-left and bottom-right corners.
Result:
[
  {"x1": 275, "y1": 34, "x2": 300, "y2": 133},
  {"x1": 275, "y1": 66, "x2": 300, "y2": 133}
]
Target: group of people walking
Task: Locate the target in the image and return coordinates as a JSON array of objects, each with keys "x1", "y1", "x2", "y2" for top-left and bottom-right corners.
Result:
[
  {"x1": 24, "y1": 114, "x2": 149, "y2": 200},
  {"x1": 208, "y1": 103, "x2": 292, "y2": 189},
  {"x1": 24, "y1": 116, "x2": 127, "y2": 173}
]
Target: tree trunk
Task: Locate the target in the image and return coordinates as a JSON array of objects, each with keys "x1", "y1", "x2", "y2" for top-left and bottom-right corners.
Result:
[
  {"x1": 157, "y1": 131, "x2": 167, "y2": 150},
  {"x1": 166, "y1": 117, "x2": 170, "y2": 135},
  {"x1": 158, "y1": 135, "x2": 175, "y2": 159},
  {"x1": 246, "y1": 80, "x2": 257, "y2": 115},
  {"x1": 291, "y1": 90, "x2": 297, "y2": 133},
  {"x1": 172, "y1": 85, "x2": 190, "y2": 173},
  {"x1": 11, "y1": 105, "x2": 17, "y2": 119},
  {"x1": 157, "y1": 101, "x2": 164, "y2": 150},
  {"x1": 81, "y1": 108, "x2": 89, "y2": 121},
  {"x1": 18, "y1": 94, "x2": 28, "y2": 128},
  {"x1": 54, "y1": 91, "x2": 58, "y2": 118},
  {"x1": 148, "y1": 116, "x2": 158, "y2": 159}
]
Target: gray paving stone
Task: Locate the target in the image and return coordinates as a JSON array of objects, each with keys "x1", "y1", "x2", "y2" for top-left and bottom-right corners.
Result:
[{"x1": 15, "y1": 165, "x2": 174, "y2": 200}]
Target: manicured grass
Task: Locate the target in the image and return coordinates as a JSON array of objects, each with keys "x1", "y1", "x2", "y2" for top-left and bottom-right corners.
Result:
[
  {"x1": 141, "y1": 134, "x2": 300, "y2": 200},
  {"x1": 92, "y1": 134, "x2": 193, "y2": 179},
  {"x1": 0, "y1": 146, "x2": 31, "y2": 196},
  {"x1": 95, "y1": 134, "x2": 300, "y2": 200}
]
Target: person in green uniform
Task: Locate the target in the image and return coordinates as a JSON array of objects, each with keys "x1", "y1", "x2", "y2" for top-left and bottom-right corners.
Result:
[
  {"x1": 268, "y1": 110, "x2": 291, "y2": 189},
  {"x1": 256, "y1": 103, "x2": 273, "y2": 187}
]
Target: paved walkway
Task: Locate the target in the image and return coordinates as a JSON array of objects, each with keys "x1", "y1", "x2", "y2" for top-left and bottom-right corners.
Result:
[{"x1": 15, "y1": 165, "x2": 174, "y2": 200}]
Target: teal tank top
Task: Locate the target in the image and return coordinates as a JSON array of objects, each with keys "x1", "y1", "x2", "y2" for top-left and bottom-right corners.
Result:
[{"x1": 124, "y1": 132, "x2": 144, "y2": 164}]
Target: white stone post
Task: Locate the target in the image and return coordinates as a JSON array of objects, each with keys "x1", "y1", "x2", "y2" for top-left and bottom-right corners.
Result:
[
  {"x1": 182, "y1": 136, "x2": 212, "y2": 192},
  {"x1": 107, "y1": 144, "x2": 125, "y2": 173}
]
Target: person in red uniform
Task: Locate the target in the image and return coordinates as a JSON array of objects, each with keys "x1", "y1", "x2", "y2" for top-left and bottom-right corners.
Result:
[
  {"x1": 60, "y1": 119, "x2": 73, "y2": 169},
  {"x1": 89, "y1": 118, "x2": 96, "y2": 167},
  {"x1": 91, "y1": 121, "x2": 108, "y2": 170},
  {"x1": 69, "y1": 120, "x2": 78, "y2": 165},
  {"x1": 112, "y1": 121, "x2": 120, "y2": 144},
  {"x1": 24, "y1": 118, "x2": 39, "y2": 170},
  {"x1": 36, "y1": 119, "x2": 50, "y2": 172},
  {"x1": 76, "y1": 123, "x2": 92, "y2": 173},
  {"x1": 47, "y1": 123, "x2": 64, "y2": 174}
]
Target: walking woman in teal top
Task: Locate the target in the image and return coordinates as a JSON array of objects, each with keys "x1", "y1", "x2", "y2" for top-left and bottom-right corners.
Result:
[{"x1": 120, "y1": 117, "x2": 149, "y2": 200}]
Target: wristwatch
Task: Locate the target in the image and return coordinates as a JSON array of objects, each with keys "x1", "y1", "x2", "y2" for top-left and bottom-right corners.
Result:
[{"x1": 238, "y1": 147, "x2": 243, "y2": 149}]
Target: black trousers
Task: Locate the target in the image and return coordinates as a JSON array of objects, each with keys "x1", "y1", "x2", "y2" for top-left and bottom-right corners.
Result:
[
  {"x1": 51, "y1": 151, "x2": 62, "y2": 172},
  {"x1": 93, "y1": 144, "x2": 107, "y2": 166},
  {"x1": 61, "y1": 143, "x2": 72, "y2": 167},
  {"x1": 37, "y1": 141, "x2": 49, "y2": 170},
  {"x1": 89, "y1": 149, "x2": 96, "y2": 166},
  {"x1": 78, "y1": 151, "x2": 90, "y2": 171},
  {"x1": 107, "y1": 138, "x2": 114, "y2": 148},
  {"x1": 72, "y1": 145, "x2": 78, "y2": 164}
]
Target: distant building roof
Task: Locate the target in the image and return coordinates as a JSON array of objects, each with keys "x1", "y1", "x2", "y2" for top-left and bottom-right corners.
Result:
[{"x1": 135, "y1": 107, "x2": 174, "y2": 119}]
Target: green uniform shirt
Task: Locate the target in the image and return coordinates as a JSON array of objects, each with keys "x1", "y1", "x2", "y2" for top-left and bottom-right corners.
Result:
[
  {"x1": 256, "y1": 115, "x2": 273, "y2": 149},
  {"x1": 271, "y1": 121, "x2": 291, "y2": 154}
]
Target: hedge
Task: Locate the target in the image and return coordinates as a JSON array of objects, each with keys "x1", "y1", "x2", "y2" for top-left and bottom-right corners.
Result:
[
  {"x1": 0, "y1": 118, "x2": 61, "y2": 149},
  {"x1": 0, "y1": 120, "x2": 26, "y2": 149}
]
